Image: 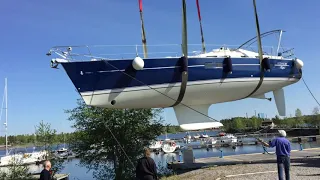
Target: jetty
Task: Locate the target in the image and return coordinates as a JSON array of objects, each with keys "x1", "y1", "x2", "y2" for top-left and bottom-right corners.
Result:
[
  {"x1": 30, "y1": 173, "x2": 69, "y2": 180},
  {"x1": 168, "y1": 147, "x2": 320, "y2": 170}
]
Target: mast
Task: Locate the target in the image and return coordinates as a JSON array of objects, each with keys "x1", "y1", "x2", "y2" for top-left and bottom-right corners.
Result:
[
  {"x1": 196, "y1": 0, "x2": 206, "y2": 53},
  {"x1": 138, "y1": 0, "x2": 148, "y2": 58},
  {"x1": 5, "y1": 78, "x2": 8, "y2": 156}
]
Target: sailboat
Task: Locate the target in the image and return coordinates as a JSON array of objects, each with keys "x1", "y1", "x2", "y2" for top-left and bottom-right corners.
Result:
[
  {"x1": 0, "y1": 78, "x2": 47, "y2": 167},
  {"x1": 56, "y1": 134, "x2": 69, "y2": 158},
  {"x1": 161, "y1": 140, "x2": 180, "y2": 153},
  {"x1": 47, "y1": 0, "x2": 304, "y2": 131},
  {"x1": 0, "y1": 78, "x2": 16, "y2": 166}
]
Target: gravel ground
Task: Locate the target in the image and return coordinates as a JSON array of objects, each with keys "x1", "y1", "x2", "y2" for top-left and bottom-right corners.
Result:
[{"x1": 164, "y1": 157, "x2": 320, "y2": 180}]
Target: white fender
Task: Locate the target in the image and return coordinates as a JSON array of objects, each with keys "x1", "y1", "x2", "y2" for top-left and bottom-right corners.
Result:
[
  {"x1": 132, "y1": 57, "x2": 144, "y2": 70},
  {"x1": 295, "y1": 58, "x2": 304, "y2": 69}
]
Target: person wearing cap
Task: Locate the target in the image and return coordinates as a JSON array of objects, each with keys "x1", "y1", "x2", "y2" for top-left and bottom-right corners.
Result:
[{"x1": 258, "y1": 130, "x2": 291, "y2": 180}]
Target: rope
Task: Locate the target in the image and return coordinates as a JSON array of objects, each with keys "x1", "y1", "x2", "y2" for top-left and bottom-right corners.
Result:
[
  {"x1": 104, "y1": 121, "x2": 136, "y2": 169},
  {"x1": 262, "y1": 146, "x2": 275, "y2": 155},
  {"x1": 100, "y1": 60, "x2": 219, "y2": 122},
  {"x1": 301, "y1": 77, "x2": 320, "y2": 107}
]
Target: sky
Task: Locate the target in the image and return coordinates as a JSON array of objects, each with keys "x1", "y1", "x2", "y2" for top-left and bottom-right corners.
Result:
[{"x1": 0, "y1": 0, "x2": 319, "y2": 135}]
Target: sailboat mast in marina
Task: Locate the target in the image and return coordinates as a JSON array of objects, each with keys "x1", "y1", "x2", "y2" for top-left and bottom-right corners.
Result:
[
  {"x1": 1, "y1": 78, "x2": 8, "y2": 156},
  {"x1": 5, "y1": 78, "x2": 8, "y2": 156}
]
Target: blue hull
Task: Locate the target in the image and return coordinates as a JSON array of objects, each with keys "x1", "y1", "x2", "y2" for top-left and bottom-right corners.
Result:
[{"x1": 61, "y1": 57, "x2": 301, "y2": 93}]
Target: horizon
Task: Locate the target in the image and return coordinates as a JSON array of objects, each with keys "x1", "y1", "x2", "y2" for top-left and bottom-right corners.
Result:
[{"x1": 0, "y1": 0, "x2": 319, "y2": 135}]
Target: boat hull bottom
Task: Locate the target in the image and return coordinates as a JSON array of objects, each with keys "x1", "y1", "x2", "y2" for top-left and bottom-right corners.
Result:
[{"x1": 80, "y1": 77, "x2": 299, "y2": 108}]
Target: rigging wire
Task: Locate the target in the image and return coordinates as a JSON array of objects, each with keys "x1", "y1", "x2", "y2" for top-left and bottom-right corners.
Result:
[
  {"x1": 275, "y1": 33, "x2": 320, "y2": 107},
  {"x1": 104, "y1": 121, "x2": 136, "y2": 169},
  {"x1": 100, "y1": 59, "x2": 219, "y2": 122},
  {"x1": 301, "y1": 76, "x2": 320, "y2": 107}
]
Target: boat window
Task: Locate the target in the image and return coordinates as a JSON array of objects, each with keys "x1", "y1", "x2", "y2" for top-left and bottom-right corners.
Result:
[
  {"x1": 205, "y1": 62, "x2": 214, "y2": 69},
  {"x1": 215, "y1": 62, "x2": 223, "y2": 68},
  {"x1": 204, "y1": 62, "x2": 223, "y2": 69}
]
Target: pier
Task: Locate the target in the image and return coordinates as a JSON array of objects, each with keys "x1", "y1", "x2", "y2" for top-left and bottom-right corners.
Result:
[
  {"x1": 30, "y1": 173, "x2": 69, "y2": 180},
  {"x1": 168, "y1": 147, "x2": 320, "y2": 170}
]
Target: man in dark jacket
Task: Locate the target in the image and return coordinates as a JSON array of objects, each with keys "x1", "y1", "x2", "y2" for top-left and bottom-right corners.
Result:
[
  {"x1": 39, "y1": 160, "x2": 52, "y2": 180},
  {"x1": 136, "y1": 148, "x2": 157, "y2": 180}
]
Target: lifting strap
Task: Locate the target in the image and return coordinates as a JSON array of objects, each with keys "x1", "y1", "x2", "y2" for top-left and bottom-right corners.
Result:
[
  {"x1": 245, "y1": 0, "x2": 265, "y2": 98},
  {"x1": 171, "y1": 57, "x2": 188, "y2": 107},
  {"x1": 172, "y1": 0, "x2": 188, "y2": 107}
]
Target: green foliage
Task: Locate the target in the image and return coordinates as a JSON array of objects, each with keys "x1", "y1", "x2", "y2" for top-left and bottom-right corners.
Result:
[
  {"x1": 295, "y1": 108, "x2": 302, "y2": 117},
  {"x1": 35, "y1": 120, "x2": 57, "y2": 155},
  {"x1": 65, "y1": 99, "x2": 164, "y2": 180},
  {"x1": 312, "y1": 107, "x2": 319, "y2": 115},
  {"x1": 0, "y1": 156, "x2": 32, "y2": 180},
  {"x1": 156, "y1": 161, "x2": 175, "y2": 178},
  {"x1": 164, "y1": 124, "x2": 183, "y2": 134},
  {"x1": 221, "y1": 107, "x2": 320, "y2": 133},
  {"x1": 220, "y1": 116, "x2": 263, "y2": 133},
  {"x1": 34, "y1": 120, "x2": 64, "y2": 176},
  {"x1": 0, "y1": 133, "x2": 73, "y2": 147}
]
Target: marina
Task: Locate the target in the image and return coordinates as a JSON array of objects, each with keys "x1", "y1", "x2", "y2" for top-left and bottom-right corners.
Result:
[
  {"x1": 1, "y1": 0, "x2": 320, "y2": 179},
  {"x1": 1, "y1": 133, "x2": 319, "y2": 179}
]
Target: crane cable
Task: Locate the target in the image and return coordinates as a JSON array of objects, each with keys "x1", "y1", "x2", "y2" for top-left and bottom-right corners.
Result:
[{"x1": 244, "y1": 0, "x2": 265, "y2": 99}]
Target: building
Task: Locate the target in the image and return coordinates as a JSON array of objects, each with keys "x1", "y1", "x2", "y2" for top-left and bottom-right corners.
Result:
[{"x1": 260, "y1": 120, "x2": 275, "y2": 128}]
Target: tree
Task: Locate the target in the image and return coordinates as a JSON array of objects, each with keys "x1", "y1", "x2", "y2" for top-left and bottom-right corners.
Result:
[
  {"x1": 35, "y1": 120, "x2": 64, "y2": 176},
  {"x1": 65, "y1": 99, "x2": 164, "y2": 180},
  {"x1": 295, "y1": 108, "x2": 302, "y2": 117},
  {"x1": 233, "y1": 117, "x2": 245, "y2": 131},
  {"x1": 272, "y1": 115, "x2": 281, "y2": 127},
  {"x1": 0, "y1": 156, "x2": 31, "y2": 180},
  {"x1": 251, "y1": 116, "x2": 261, "y2": 130},
  {"x1": 312, "y1": 107, "x2": 319, "y2": 115}
]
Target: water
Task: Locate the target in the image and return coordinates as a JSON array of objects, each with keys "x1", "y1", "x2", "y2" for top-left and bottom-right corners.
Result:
[
  {"x1": 157, "y1": 130, "x2": 219, "y2": 140},
  {"x1": 0, "y1": 133, "x2": 319, "y2": 180}
]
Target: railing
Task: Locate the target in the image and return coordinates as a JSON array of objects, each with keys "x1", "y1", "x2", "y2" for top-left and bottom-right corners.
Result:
[{"x1": 47, "y1": 44, "x2": 295, "y2": 62}]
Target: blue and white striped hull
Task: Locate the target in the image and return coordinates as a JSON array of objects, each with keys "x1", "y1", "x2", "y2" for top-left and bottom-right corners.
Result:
[{"x1": 61, "y1": 57, "x2": 301, "y2": 108}]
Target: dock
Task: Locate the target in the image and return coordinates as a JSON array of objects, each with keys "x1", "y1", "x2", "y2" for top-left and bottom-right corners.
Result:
[
  {"x1": 30, "y1": 173, "x2": 69, "y2": 180},
  {"x1": 168, "y1": 147, "x2": 320, "y2": 170}
]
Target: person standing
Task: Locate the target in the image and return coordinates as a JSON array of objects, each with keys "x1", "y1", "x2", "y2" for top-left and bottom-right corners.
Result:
[
  {"x1": 40, "y1": 160, "x2": 52, "y2": 180},
  {"x1": 258, "y1": 130, "x2": 291, "y2": 180},
  {"x1": 136, "y1": 148, "x2": 158, "y2": 180}
]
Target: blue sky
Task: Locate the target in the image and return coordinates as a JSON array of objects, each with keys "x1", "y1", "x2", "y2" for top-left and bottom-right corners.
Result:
[{"x1": 0, "y1": 0, "x2": 319, "y2": 135}]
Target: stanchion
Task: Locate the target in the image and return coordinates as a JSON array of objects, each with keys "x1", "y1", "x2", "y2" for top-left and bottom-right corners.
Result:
[
  {"x1": 219, "y1": 149, "x2": 224, "y2": 158},
  {"x1": 299, "y1": 143, "x2": 303, "y2": 151}
]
